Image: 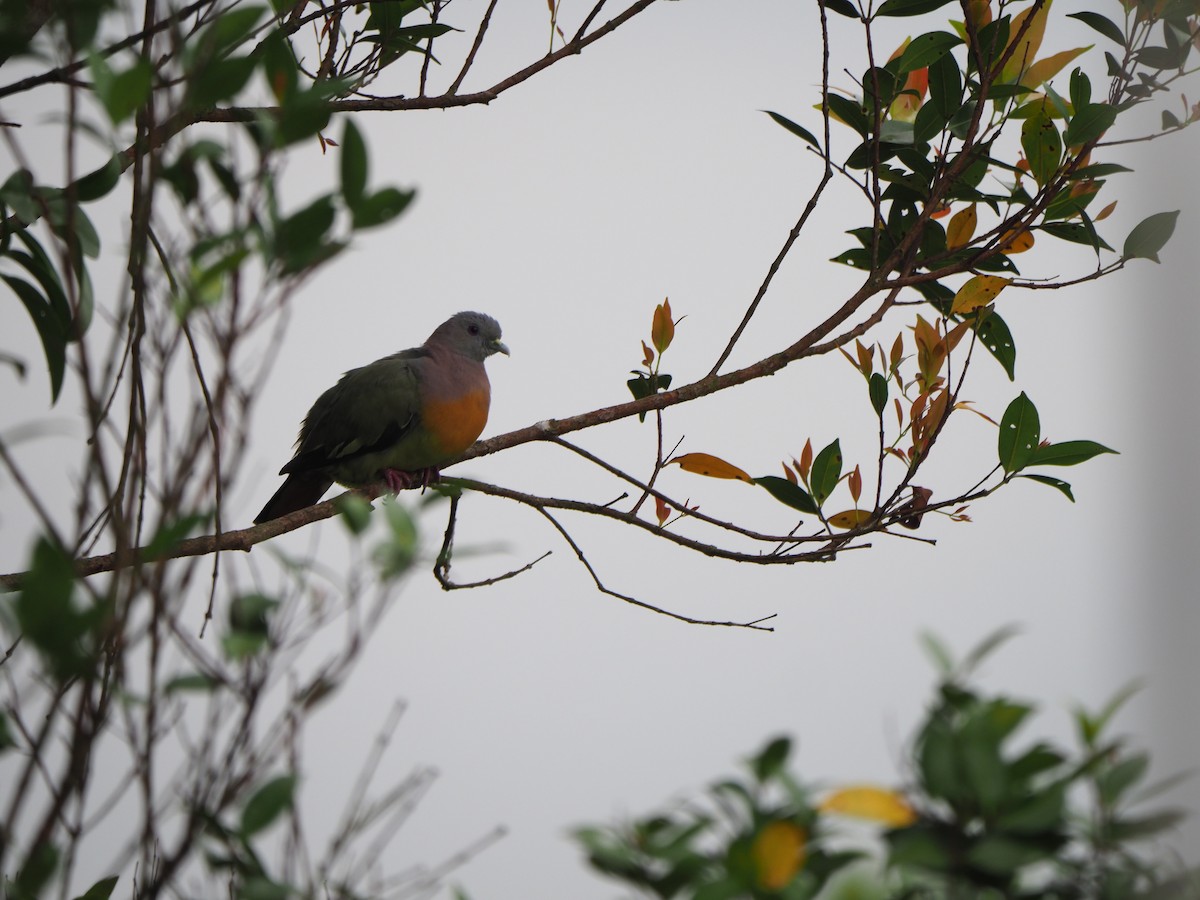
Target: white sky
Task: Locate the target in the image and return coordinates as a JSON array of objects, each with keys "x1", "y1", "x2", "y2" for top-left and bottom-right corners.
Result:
[{"x1": 2, "y1": 1, "x2": 1199, "y2": 896}]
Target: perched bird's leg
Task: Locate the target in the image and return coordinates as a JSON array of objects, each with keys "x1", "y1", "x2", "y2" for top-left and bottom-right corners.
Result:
[{"x1": 381, "y1": 467, "x2": 441, "y2": 493}]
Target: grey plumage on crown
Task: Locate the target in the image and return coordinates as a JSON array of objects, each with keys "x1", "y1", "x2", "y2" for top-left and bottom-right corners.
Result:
[{"x1": 429, "y1": 311, "x2": 509, "y2": 361}]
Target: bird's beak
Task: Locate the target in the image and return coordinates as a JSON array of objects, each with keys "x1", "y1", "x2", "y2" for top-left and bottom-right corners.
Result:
[{"x1": 491, "y1": 339, "x2": 510, "y2": 357}]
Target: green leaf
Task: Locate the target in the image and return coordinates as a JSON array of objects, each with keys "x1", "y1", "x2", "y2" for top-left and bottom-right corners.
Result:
[
  {"x1": 965, "y1": 835, "x2": 1046, "y2": 876},
  {"x1": 754, "y1": 476, "x2": 818, "y2": 515},
  {"x1": 826, "y1": 93, "x2": 869, "y2": 137},
  {"x1": 810, "y1": 439, "x2": 842, "y2": 506},
  {"x1": 919, "y1": 631, "x2": 955, "y2": 675},
  {"x1": 1123, "y1": 210, "x2": 1179, "y2": 263},
  {"x1": 822, "y1": 0, "x2": 861, "y2": 19},
  {"x1": 143, "y1": 512, "x2": 207, "y2": 557},
  {"x1": 350, "y1": 186, "x2": 415, "y2": 229},
  {"x1": 1067, "y1": 12, "x2": 1125, "y2": 46},
  {"x1": 1020, "y1": 106, "x2": 1062, "y2": 187},
  {"x1": 4, "y1": 274, "x2": 68, "y2": 401},
  {"x1": 973, "y1": 309, "x2": 1016, "y2": 380},
  {"x1": 928, "y1": 51, "x2": 963, "y2": 120},
  {"x1": 1107, "y1": 808, "x2": 1186, "y2": 841},
  {"x1": 876, "y1": 0, "x2": 955, "y2": 16},
  {"x1": 16, "y1": 841, "x2": 59, "y2": 897},
  {"x1": 188, "y1": 55, "x2": 258, "y2": 108},
  {"x1": 90, "y1": 55, "x2": 152, "y2": 123},
  {"x1": 764, "y1": 110, "x2": 820, "y2": 149},
  {"x1": 164, "y1": 673, "x2": 221, "y2": 694},
  {"x1": 241, "y1": 774, "x2": 298, "y2": 836},
  {"x1": 626, "y1": 372, "x2": 671, "y2": 422},
  {"x1": 340, "y1": 119, "x2": 368, "y2": 208},
  {"x1": 1097, "y1": 752, "x2": 1150, "y2": 806},
  {"x1": 869, "y1": 372, "x2": 888, "y2": 416},
  {"x1": 897, "y1": 32, "x2": 962, "y2": 73},
  {"x1": 0, "y1": 711, "x2": 15, "y2": 752},
  {"x1": 1028, "y1": 440, "x2": 1116, "y2": 467},
  {"x1": 1, "y1": 168, "x2": 38, "y2": 221},
  {"x1": 1040, "y1": 220, "x2": 1113, "y2": 252},
  {"x1": 238, "y1": 878, "x2": 293, "y2": 900},
  {"x1": 336, "y1": 493, "x2": 373, "y2": 534},
  {"x1": 208, "y1": 5, "x2": 268, "y2": 54},
  {"x1": 885, "y1": 824, "x2": 953, "y2": 870},
  {"x1": 1019, "y1": 473, "x2": 1074, "y2": 501},
  {"x1": 72, "y1": 875, "x2": 119, "y2": 900},
  {"x1": 75, "y1": 154, "x2": 123, "y2": 202},
  {"x1": 998, "y1": 392, "x2": 1040, "y2": 474},
  {"x1": 750, "y1": 736, "x2": 791, "y2": 781},
  {"x1": 1069, "y1": 67, "x2": 1091, "y2": 112},
  {"x1": 274, "y1": 195, "x2": 337, "y2": 270},
  {"x1": 1064, "y1": 102, "x2": 1117, "y2": 147}
]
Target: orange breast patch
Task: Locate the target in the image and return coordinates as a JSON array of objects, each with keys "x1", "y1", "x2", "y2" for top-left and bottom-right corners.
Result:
[{"x1": 422, "y1": 389, "x2": 490, "y2": 456}]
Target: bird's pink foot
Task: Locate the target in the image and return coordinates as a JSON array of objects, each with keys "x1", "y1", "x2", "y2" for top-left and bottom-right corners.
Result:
[{"x1": 381, "y1": 467, "x2": 441, "y2": 493}]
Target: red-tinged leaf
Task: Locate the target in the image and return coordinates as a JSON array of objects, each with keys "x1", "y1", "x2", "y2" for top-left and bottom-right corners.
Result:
[
  {"x1": 954, "y1": 400, "x2": 999, "y2": 426},
  {"x1": 952, "y1": 275, "x2": 1011, "y2": 314},
  {"x1": 829, "y1": 508, "x2": 872, "y2": 529},
  {"x1": 890, "y1": 333, "x2": 904, "y2": 372},
  {"x1": 671, "y1": 452, "x2": 753, "y2": 482},
  {"x1": 755, "y1": 476, "x2": 819, "y2": 515},
  {"x1": 1094, "y1": 199, "x2": 1117, "y2": 221},
  {"x1": 947, "y1": 204, "x2": 978, "y2": 249},
  {"x1": 894, "y1": 397, "x2": 904, "y2": 428},
  {"x1": 848, "y1": 464, "x2": 863, "y2": 502},
  {"x1": 855, "y1": 339, "x2": 874, "y2": 375},
  {"x1": 896, "y1": 485, "x2": 933, "y2": 528},
  {"x1": 943, "y1": 319, "x2": 970, "y2": 355},
  {"x1": 651, "y1": 297, "x2": 675, "y2": 353},
  {"x1": 913, "y1": 314, "x2": 941, "y2": 354},
  {"x1": 641, "y1": 340, "x2": 655, "y2": 368},
  {"x1": 783, "y1": 462, "x2": 798, "y2": 485},
  {"x1": 799, "y1": 439, "x2": 813, "y2": 483},
  {"x1": 654, "y1": 495, "x2": 671, "y2": 525}
]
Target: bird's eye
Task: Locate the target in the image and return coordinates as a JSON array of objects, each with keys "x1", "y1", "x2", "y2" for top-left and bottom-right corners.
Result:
[{"x1": 468, "y1": 324, "x2": 480, "y2": 335}]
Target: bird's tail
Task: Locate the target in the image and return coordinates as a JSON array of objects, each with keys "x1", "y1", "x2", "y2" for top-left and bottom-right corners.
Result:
[{"x1": 254, "y1": 473, "x2": 334, "y2": 524}]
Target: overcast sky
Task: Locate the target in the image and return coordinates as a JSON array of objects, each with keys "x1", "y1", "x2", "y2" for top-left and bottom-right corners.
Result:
[{"x1": 2, "y1": 1, "x2": 1199, "y2": 896}]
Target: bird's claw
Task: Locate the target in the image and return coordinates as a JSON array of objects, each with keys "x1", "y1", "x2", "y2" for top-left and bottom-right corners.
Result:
[{"x1": 382, "y1": 467, "x2": 440, "y2": 494}]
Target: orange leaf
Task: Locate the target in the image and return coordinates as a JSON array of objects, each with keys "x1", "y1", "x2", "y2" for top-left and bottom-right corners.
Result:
[
  {"x1": 889, "y1": 333, "x2": 904, "y2": 372},
  {"x1": 1002, "y1": 0, "x2": 1052, "y2": 82},
  {"x1": 946, "y1": 204, "x2": 978, "y2": 249},
  {"x1": 799, "y1": 439, "x2": 813, "y2": 482},
  {"x1": 752, "y1": 821, "x2": 806, "y2": 891},
  {"x1": 651, "y1": 298, "x2": 674, "y2": 354},
  {"x1": 654, "y1": 495, "x2": 671, "y2": 525},
  {"x1": 855, "y1": 340, "x2": 874, "y2": 375},
  {"x1": 820, "y1": 786, "x2": 917, "y2": 827},
  {"x1": 828, "y1": 509, "x2": 872, "y2": 529},
  {"x1": 951, "y1": 275, "x2": 1011, "y2": 314},
  {"x1": 641, "y1": 340, "x2": 655, "y2": 368},
  {"x1": 783, "y1": 462, "x2": 798, "y2": 485},
  {"x1": 671, "y1": 452, "x2": 752, "y2": 482},
  {"x1": 1094, "y1": 199, "x2": 1117, "y2": 222},
  {"x1": 848, "y1": 464, "x2": 862, "y2": 503},
  {"x1": 1001, "y1": 228, "x2": 1035, "y2": 254}
]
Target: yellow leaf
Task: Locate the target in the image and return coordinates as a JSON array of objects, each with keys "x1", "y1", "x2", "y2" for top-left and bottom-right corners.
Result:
[
  {"x1": 671, "y1": 452, "x2": 753, "y2": 482},
  {"x1": 752, "y1": 821, "x2": 806, "y2": 891},
  {"x1": 1002, "y1": 0, "x2": 1052, "y2": 82},
  {"x1": 1021, "y1": 45, "x2": 1091, "y2": 88},
  {"x1": 651, "y1": 298, "x2": 674, "y2": 354},
  {"x1": 946, "y1": 204, "x2": 978, "y2": 249},
  {"x1": 1000, "y1": 228, "x2": 1035, "y2": 254},
  {"x1": 1094, "y1": 199, "x2": 1117, "y2": 222},
  {"x1": 820, "y1": 786, "x2": 917, "y2": 827},
  {"x1": 951, "y1": 275, "x2": 1011, "y2": 314},
  {"x1": 828, "y1": 509, "x2": 871, "y2": 529}
]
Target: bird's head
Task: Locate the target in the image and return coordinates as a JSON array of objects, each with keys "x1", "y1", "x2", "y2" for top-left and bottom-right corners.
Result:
[{"x1": 431, "y1": 311, "x2": 510, "y2": 362}]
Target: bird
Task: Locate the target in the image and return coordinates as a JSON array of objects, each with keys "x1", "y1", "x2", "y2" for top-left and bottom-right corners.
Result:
[{"x1": 254, "y1": 311, "x2": 509, "y2": 524}]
